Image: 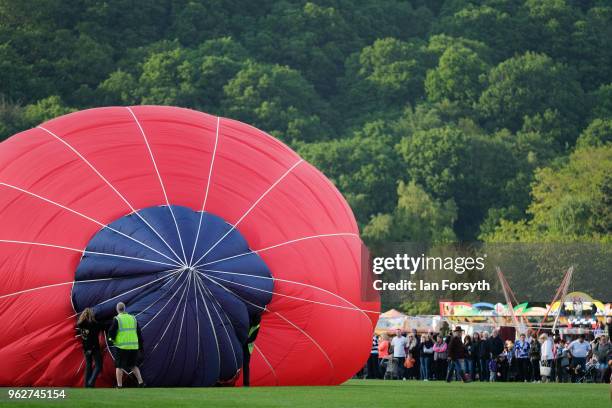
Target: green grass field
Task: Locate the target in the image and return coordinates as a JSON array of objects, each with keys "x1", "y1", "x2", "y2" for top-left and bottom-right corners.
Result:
[{"x1": 1, "y1": 380, "x2": 609, "y2": 408}]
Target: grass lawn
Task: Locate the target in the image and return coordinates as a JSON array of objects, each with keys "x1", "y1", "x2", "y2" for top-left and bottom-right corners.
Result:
[{"x1": 1, "y1": 380, "x2": 608, "y2": 408}]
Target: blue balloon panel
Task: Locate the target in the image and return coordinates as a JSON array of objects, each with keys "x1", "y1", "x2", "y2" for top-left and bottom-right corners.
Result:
[{"x1": 71, "y1": 205, "x2": 273, "y2": 386}]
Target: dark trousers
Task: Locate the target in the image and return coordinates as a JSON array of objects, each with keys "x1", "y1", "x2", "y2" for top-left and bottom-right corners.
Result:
[
  {"x1": 517, "y1": 358, "x2": 530, "y2": 381},
  {"x1": 242, "y1": 344, "x2": 251, "y2": 386},
  {"x1": 366, "y1": 354, "x2": 379, "y2": 379},
  {"x1": 433, "y1": 359, "x2": 447, "y2": 380},
  {"x1": 84, "y1": 348, "x2": 103, "y2": 387},
  {"x1": 411, "y1": 354, "x2": 420, "y2": 379},
  {"x1": 531, "y1": 359, "x2": 540, "y2": 381},
  {"x1": 479, "y1": 358, "x2": 489, "y2": 381},
  {"x1": 571, "y1": 357, "x2": 587, "y2": 383},
  {"x1": 470, "y1": 358, "x2": 479, "y2": 380},
  {"x1": 393, "y1": 357, "x2": 405, "y2": 379},
  {"x1": 554, "y1": 359, "x2": 568, "y2": 382}
]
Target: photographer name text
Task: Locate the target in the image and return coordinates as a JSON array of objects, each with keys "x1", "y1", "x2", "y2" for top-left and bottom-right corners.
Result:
[{"x1": 373, "y1": 279, "x2": 490, "y2": 293}]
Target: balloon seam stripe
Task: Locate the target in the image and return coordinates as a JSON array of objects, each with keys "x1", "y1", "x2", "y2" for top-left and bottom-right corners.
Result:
[
  {"x1": 126, "y1": 107, "x2": 188, "y2": 265},
  {"x1": 0, "y1": 182, "x2": 182, "y2": 266},
  {"x1": 151, "y1": 274, "x2": 192, "y2": 352},
  {"x1": 197, "y1": 277, "x2": 239, "y2": 372},
  {"x1": 253, "y1": 344, "x2": 278, "y2": 385},
  {"x1": 200, "y1": 268, "x2": 377, "y2": 323},
  {"x1": 36, "y1": 125, "x2": 184, "y2": 265},
  {"x1": 194, "y1": 232, "x2": 358, "y2": 269},
  {"x1": 193, "y1": 275, "x2": 223, "y2": 376},
  {"x1": 169, "y1": 271, "x2": 194, "y2": 366},
  {"x1": 141, "y1": 272, "x2": 189, "y2": 329},
  {"x1": 200, "y1": 272, "x2": 379, "y2": 314},
  {"x1": 189, "y1": 116, "x2": 221, "y2": 266},
  {"x1": 192, "y1": 158, "x2": 304, "y2": 266}
]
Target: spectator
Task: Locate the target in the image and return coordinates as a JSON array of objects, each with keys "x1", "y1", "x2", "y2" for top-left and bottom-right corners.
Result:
[
  {"x1": 488, "y1": 357, "x2": 497, "y2": 382},
  {"x1": 446, "y1": 326, "x2": 469, "y2": 382},
  {"x1": 488, "y1": 329, "x2": 504, "y2": 382},
  {"x1": 378, "y1": 334, "x2": 391, "y2": 378},
  {"x1": 539, "y1": 333, "x2": 554, "y2": 383},
  {"x1": 555, "y1": 339, "x2": 570, "y2": 383},
  {"x1": 593, "y1": 335, "x2": 612, "y2": 382},
  {"x1": 419, "y1": 334, "x2": 434, "y2": 381},
  {"x1": 391, "y1": 329, "x2": 408, "y2": 380},
  {"x1": 568, "y1": 334, "x2": 591, "y2": 383},
  {"x1": 529, "y1": 334, "x2": 541, "y2": 382},
  {"x1": 76, "y1": 308, "x2": 103, "y2": 388},
  {"x1": 602, "y1": 359, "x2": 611, "y2": 384},
  {"x1": 411, "y1": 328, "x2": 421, "y2": 378},
  {"x1": 367, "y1": 333, "x2": 380, "y2": 379},
  {"x1": 406, "y1": 333, "x2": 418, "y2": 379},
  {"x1": 514, "y1": 333, "x2": 531, "y2": 382},
  {"x1": 495, "y1": 353, "x2": 507, "y2": 382},
  {"x1": 503, "y1": 340, "x2": 515, "y2": 381},
  {"x1": 433, "y1": 335, "x2": 448, "y2": 380},
  {"x1": 471, "y1": 332, "x2": 481, "y2": 380},
  {"x1": 490, "y1": 329, "x2": 505, "y2": 358},
  {"x1": 479, "y1": 331, "x2": 491, "y2": 381},
  {"x1": 593, "y1": 322, "x2": 605, "y2": 338},
  {"x1": 463, "y1": 335, "x2": 474, "y2": 381}
]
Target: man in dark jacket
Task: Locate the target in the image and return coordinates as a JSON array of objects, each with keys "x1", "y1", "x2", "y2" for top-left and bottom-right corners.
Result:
[
  {"x1": 487, "y1": 329, "x2": 505, "y2": 382},
  {"x1": 489, "y1": 329, "x2": 505, "y2": 357},
  {"x1": 242, "y1": 314, "x2": 261, "y2": 387},
  {"x1": 479, "y1": 331, "x2": 491, "y2": 381},
  {"x1": 447, "y1": 326, "x2": 469, "y2": 382}
]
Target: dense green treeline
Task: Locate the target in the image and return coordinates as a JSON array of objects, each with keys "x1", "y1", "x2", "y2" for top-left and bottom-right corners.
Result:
[{"x1": 1, "y1": 0, "x2": 611, "y2": 245}]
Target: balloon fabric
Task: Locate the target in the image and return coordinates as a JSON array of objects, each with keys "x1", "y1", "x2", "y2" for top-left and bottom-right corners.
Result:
[{"x1": 0, "y1": 106, "x2": 380, "y2": 387}]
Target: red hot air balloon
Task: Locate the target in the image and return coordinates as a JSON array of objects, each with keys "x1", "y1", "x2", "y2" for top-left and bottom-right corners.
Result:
[{"x1": 0, "y1": 106, "x2": 380, "y2": 387}]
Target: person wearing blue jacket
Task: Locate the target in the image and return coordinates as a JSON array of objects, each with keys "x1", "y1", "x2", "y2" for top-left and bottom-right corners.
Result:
[{"x1": 514, "y1": 333, "x2": 531, "y2": 382}]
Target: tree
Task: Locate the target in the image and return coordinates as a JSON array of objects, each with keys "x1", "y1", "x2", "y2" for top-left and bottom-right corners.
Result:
[
  {"x1": 397, "y1": 123, "x2": 520, "y2": 239},
  {"x1": 484, "y1": 145, "x2": 612, "y2": 242},
  {"x1": 97, "y1": 70, "x2": 138, "y2": 105},
  {"x1": 568, "y1": 6, "x2": 612, "y2": 90},
  {"x1": 0, "y1": 98, "x2": 25, "y2": 141},
  {"x1": 222, "y1": 60, "x2": 331, "y2": 142},
  {"x1": 0, "y1": 96, "x2": 74, "y2": 141},
  {"x1": 435, "y1": 4, "x2": 522, "y2": 60},
  {"x1": 589, "y1": 83, "x2": 612, "y2": 119},
  {"x1": 98, "y1": 38, "x2": 248, "y2": 111},
  {"x1": 478, "y1": 52, "x2": 585, "y2": 145},
  {"x1": 21, "y1": 96, "x2": 75, "y2": 126},
  {"x1": 576, "y1": 118, "x2": 612, "y2": 148},
  {"x1": 397, "y1": 125, "x2": 467, "y2": 200},
  {"x1": 521, "y1": 0, "x2": 576, "y2": 62},
  {"x1": 363, "y1": 181, "x2": 457, "y2": 246},
  {"x1": 400, "y1": 300, "x2": 438, "y2": 316},
  {"x1": 425, "y1": 44, "x2": 489, "y2": 107},
  {"x1": 243, "y1": 2, "x2": 359, "y2": 96},
  {"x1": 338, "y1": 38, "x2": 432, "y2": 125},
  {"x1": 297, "y1": 121, "x2": 402, "y2": 224}
]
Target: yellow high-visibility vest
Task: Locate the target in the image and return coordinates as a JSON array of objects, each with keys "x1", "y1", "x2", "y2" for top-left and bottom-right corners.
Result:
[
  {"x1": 114, "y1": 313, "x2": 139, "y2": 350},
  {"x1": 247, "y1": 323, "x2": 260, "y2": 354}
]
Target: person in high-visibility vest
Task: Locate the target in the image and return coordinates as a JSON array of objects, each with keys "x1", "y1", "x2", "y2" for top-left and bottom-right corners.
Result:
[
  {"x1": 107, "y1": 302, "x2": 145, "y2": 388},
  {"x1": 242, "y1": 314, "x2": 261, "y2": 387}
]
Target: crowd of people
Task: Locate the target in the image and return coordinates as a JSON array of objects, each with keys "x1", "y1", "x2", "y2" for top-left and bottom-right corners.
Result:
[{"x1": 364, "y1": 322, "x2": 612, "y2": 384}]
